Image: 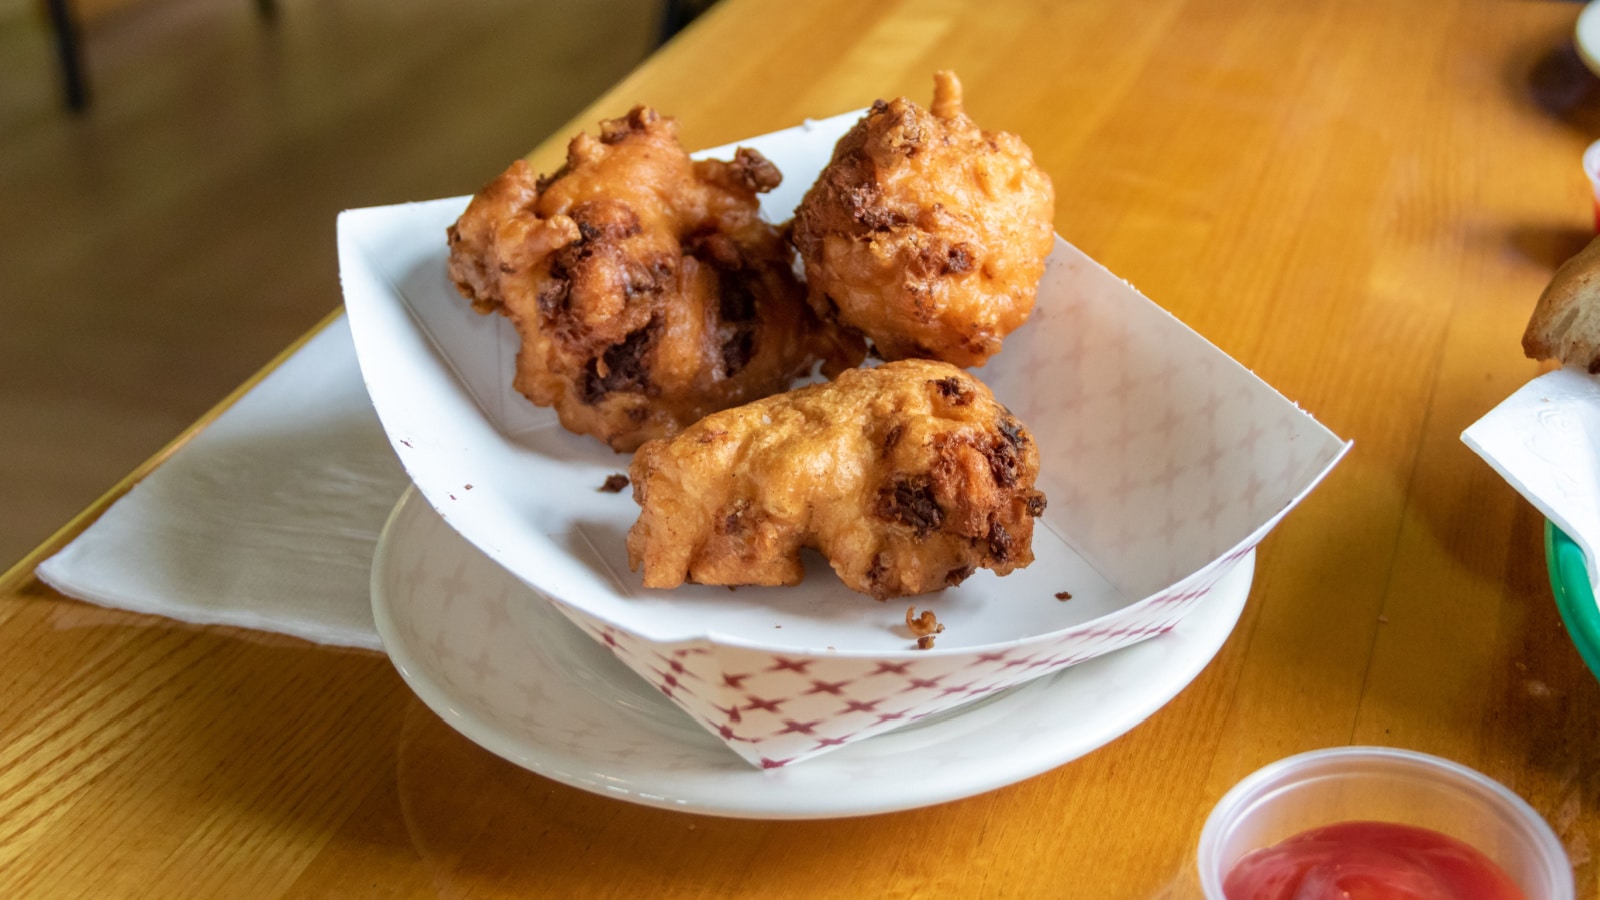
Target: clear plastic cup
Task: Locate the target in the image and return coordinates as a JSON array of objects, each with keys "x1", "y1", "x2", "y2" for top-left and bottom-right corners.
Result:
[
  {"x1": 1197, "y1": 746, "x2": 1573, "y2": 899},
  {"x1": 1584, "y1": 139, "x2": 1600, "y2": 233}
]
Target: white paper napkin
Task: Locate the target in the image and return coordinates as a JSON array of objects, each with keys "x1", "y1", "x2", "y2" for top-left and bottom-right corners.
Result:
[
  {"x1": 34, "y1": 316, "x2": 407, "y2": 650},
  {"x1": 1463, "y1": 366, "x2": 1600, "y2": 589}
]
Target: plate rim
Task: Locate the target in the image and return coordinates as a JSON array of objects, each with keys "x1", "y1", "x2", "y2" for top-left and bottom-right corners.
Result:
[
  {"x1": 370, "y1": 487, "x2": 1255, "y2": 819},
  {"x1": 1544, "y1": 519, "x2": 1600, "y2": 681}
]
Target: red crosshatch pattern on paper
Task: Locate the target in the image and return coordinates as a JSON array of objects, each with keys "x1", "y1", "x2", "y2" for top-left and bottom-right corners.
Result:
[
  {"x1": 971, "y1": 247, "x2": 1343, "y2": 601},
  {"x1": 546, "y1": 548, "x2": 1252, "y2": 768}
]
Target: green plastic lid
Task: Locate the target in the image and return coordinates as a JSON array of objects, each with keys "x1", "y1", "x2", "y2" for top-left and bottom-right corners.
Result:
[{"x1": 1545, "y1": 520, "x2": 1600, "y2": 680}]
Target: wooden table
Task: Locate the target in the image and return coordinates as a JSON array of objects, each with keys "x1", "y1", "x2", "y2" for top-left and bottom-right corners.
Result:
[{"x1": 3, "y1": 0, "x2": 1597, "y2": 895}]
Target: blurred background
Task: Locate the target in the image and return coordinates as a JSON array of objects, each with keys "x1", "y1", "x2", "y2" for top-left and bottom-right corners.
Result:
[{"x1": 0, "y1": 0, "x2": 699, "y2": 566}]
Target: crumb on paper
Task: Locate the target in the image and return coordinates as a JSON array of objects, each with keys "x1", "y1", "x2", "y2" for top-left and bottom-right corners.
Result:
[
  {"x1": 599, "y1": 473, "x2": 630, "y2": 493},
  {"x1": 400, "y1": 439, "x2": 413, "y2": 448},
  {"x1": 916, "y1": 635, "x2": 937, "y2": 650},
  {"x1": 449, "y1": 493, "x2": 457, "y2": 501},
  {"x1": 465, "y1": 484, "x2": 474, "y2": 490},
  {"x1": 906, "y1": 605, "x2": 945, "y2": 638},
  {"x1": 1054, "y1": 590, "x2": 1072, "y2": 601}
]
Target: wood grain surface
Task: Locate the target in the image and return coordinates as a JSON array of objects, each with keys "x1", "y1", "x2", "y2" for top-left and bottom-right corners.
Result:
[
  {"x1": 0, "y1": 0, "x2": 658, "y2": 566},
  {"x1": 4, "y1": 0, "x2": 1598, "y2": 896}
]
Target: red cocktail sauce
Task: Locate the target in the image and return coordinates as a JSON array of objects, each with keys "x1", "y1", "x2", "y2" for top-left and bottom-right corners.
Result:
[{"x1": 1223, "y1": 821, "x2": 1527, "y2": 900}]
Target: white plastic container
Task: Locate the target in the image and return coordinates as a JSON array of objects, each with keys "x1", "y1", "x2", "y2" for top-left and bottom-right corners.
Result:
[{"x1": 1198, "y1": 746, "x2": 1573, "y2": 899}]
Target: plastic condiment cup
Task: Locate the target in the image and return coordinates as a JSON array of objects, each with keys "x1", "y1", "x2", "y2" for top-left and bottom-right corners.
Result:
[
  {"x1": 1197, "y1": 746, "x2": 1573, "y2": 899},
  {"x1": 1584, "y1": 139, "x2": 1600, "y2": 233}
]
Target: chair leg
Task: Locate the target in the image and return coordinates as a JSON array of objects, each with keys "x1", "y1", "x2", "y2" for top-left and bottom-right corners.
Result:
[{"x1": 46, "y1": 0, "x2": 89, "y2": 112}]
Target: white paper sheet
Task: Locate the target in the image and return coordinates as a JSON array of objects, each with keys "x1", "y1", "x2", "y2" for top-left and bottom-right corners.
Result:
[
  {"x1": 1464, "y1": 366, "x2": 1600, "y2": 590},
  {"x1": 35, "y1": 318, "x2": 409, "y2": 650}
]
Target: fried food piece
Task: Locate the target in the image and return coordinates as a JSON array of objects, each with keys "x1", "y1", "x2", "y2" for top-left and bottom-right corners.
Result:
[
  {"x1": 1525, "y1": 234, "x2": 1600, "y2": 372},
  {"x1": 905, "y1": 606, "x2": 945, "y2": 637},
  {"x1": 447, "y1": 106, "x2": 862, "y2": 451},
  {"x1": 627, "y1": 360, "x2": 1048, "y2": 599},
  {"x1": 792, "y1": 71, "x2": 1056, "y2": 368}
]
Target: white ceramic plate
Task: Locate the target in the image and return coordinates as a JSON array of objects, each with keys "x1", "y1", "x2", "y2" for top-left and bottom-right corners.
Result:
[{"x1": 371, "y1": 488, "x2": 1253, "y2": 819}]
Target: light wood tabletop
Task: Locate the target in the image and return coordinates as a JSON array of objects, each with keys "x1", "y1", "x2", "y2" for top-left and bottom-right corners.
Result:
[{"x1": 3, "y1": 0, "x2": 1598, "y2": 895}]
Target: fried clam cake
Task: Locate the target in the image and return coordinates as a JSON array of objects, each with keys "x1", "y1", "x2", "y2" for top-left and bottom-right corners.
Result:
[
  {"x1": 447, "y1": 105, "x2": 862, "y2": 451},
  {"x1": 627, "y1": 359, "x2": 1048, "y2": 600},
  {"x1": 792, "y1": 71, "x2": 1056, "y2": 368}
]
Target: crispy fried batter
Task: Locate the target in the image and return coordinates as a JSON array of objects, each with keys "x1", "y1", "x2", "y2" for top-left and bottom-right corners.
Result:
[
  {"x1": 792, "y1": 71, "x2": 1056, "y2": 367},
  {"x1": 1524, "y1": 234, "x2": 1600, "y2": 372},
  {"x1": 626, "y1": 360, "x2": 1048, "y2": 599},
  {"x1": 905, "y1": 606, "x2": 945, "y2": 637},
  {"x1": 447, "y1": 106, "x2": 863, "y2": 451}
]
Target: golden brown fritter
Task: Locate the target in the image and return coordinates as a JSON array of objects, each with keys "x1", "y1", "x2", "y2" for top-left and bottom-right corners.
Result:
[
  {"x1": 627, "y1": 360, "x2": 1048, "y2": 600},
  {"x1": 1524, "y1": 234, "x2": 1600, "y2": 372},
  {"x1": 447, "y1": 106, "x2": 863, "y2": 451},
  {"x1": 792, "y1": 71, "x2": 1056, "y2": 368}
]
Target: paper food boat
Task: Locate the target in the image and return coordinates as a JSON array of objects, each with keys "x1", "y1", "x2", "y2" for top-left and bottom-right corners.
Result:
[{"x1": 338, "y1": 111, "x2": 1350, "y2": 767}]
